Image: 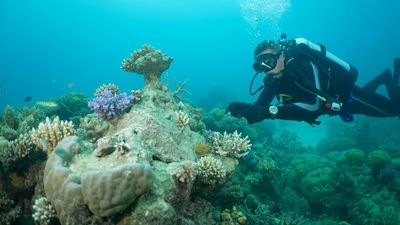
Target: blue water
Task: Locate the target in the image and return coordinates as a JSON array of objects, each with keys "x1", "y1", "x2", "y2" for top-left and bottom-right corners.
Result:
[{"x1": 1, "y1": 0, "x2": 399, "y2": 112}]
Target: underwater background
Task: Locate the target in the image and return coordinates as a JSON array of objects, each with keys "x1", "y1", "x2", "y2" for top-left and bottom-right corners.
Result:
[
  {"x1": 1, "y1": 0, "x2": 400, "y2": 143},
  {"x1": 1, "y1": 0, "x2": 400, "y2": 224}
]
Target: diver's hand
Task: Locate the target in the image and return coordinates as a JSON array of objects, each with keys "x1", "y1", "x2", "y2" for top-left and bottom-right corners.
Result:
[{"x1": 226, "y1": 102, "x2": 252, "y2": 118}]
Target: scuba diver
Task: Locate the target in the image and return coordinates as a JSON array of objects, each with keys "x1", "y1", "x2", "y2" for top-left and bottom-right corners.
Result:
[{"x1": 226, "y1": 34, "x2": 400, "y2": 125}]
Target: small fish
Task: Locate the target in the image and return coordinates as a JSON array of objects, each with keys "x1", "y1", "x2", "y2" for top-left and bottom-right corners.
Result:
[
  {"x1": 67, "y1": 82, "x2": 75, "y2": 88},
  {"x1": 24, "y1": 96, "x2": 33, "y2": 102}
]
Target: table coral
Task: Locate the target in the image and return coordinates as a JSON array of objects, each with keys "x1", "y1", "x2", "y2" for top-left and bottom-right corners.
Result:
[{"x1": 121, "y1": 45, "x2": 173, "y2": 87}]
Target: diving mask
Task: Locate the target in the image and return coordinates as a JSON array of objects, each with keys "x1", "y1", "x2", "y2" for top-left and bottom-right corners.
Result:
[{"x1": 253, "y1": 52, "x2": 281, "y2": 73}]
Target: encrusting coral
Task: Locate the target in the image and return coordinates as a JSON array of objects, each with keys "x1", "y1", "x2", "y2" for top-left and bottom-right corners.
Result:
[
  {"x1": 31, "y1": 116, "x2": 75, "y2": 155},
  {"x1": 121, "y1": 44, "x2": 173, "y2": 87}
]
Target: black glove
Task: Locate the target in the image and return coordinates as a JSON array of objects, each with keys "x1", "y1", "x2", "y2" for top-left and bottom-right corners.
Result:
[
  {"x1": 243, "y1": 105, "x2": 270, "y2": 123},
  {"x1": 226, "y1": 102, "x2": 252, "y2": 118}
]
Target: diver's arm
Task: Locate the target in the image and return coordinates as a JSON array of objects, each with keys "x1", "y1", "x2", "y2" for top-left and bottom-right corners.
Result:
[
  {"x1": 226, "y1": 76, "x2": 275, "y2": 117},
  {"x1": 242, "y1": 103, "x2": 320, "y2": 124},
  {"x1": 254, "y1": 76, "x2": 276, "y2": 106}
]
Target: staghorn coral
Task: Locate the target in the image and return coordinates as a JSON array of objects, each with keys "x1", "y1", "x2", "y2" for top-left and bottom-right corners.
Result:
[
  {"x1": 88, "y1": 90, "x2": 134, "y2": 121},
  {"x1": 213, "y1": 130, "x2": 252, "y2": 158},
  {"x1": 94, "y1": 83, "x2": 120, "y2": 97},
  {"x1": 175, "y1": 110, "x2": 189, "y2": 129},
  {"x1": 196, "y1": 155, "x2": 227, "y2": 185},
  {"x1": 32, "y1": 196, "x2": 57, "y2": 225},
  {"x1": 31, "y1": 116, "x2": 75, "y2": 154},
  {"x1": 121, "y1": 44, "x2": 173, "y2": 87}
]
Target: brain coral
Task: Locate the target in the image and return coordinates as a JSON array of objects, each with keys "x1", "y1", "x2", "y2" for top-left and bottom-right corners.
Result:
[{"x1": 44, "y1": 136, "x2": 154, "y2": 224}]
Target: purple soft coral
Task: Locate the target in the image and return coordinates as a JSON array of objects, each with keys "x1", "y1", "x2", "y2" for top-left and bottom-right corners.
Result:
[{"x1": 88, "y1": 90, "x2": 134, "y2": 120}]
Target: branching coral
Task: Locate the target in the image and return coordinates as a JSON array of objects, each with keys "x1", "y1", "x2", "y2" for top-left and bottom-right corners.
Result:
[
  {"x1": 94, "y1": 83, "x2": 120, "y2": 97},
  {"x1": 88, "y1": 90, "x2": 134, "y2": 121},
  {"x1": 176, "y1": 110, "x2": 189, "y2": 130},
  {"x1": 31, "y1": 116, "x2": 75, "y2": 154},
  {"x1": 213, "y1": 131, "x2": 252, "y2": 158},
  {"x1": 196, "y1": 155, "x2": 226, "y2": 185},
  {"x1": 2, "y1": 106, "x2": 19, "y2": 129},
  {"x1": 0, "y1": 132, "x2": 36, "y2": 165},
  {"x1": 121, "y1": 44, "x2": 173, "y2": 87},
  {"x1": 32, "y1": 196, "x2": 57, "y2": 225},
  {"x1": 175, "y1": 161, "x2": 197, "y2": 183}
]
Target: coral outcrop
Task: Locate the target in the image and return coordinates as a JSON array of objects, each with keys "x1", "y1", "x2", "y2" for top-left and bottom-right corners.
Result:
[{"x1": 40, "y1": 45, "x2": 244, "y2": 225}]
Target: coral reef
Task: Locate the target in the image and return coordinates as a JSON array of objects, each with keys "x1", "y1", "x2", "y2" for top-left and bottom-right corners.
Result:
[
  {"x1": 36, "y1": 46, "x2": 244, "y2": 225},
  {"x1": 121, "y1": 45, "x2": 173, "y2": 87},
  {"x1": 31, "y1": 116, "x2": 75, "y2": 155},
  {"x1": 4, "y1": 44, "x2": 400, "y2": 225}
]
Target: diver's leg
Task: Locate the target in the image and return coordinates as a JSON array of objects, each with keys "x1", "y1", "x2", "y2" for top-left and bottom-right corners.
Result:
[
  {"x1": 348, "y1": 86, "x2": 399, "y2": 117},
  {"x1": 362, "y1": 69, "x2": 391, "y2": 93},
  {"x1": 394, "y1": 58, "x2": 400, "y2": 83},
  {"x1": 385, "y1": 58, "x2": 400, "y2": 103}
]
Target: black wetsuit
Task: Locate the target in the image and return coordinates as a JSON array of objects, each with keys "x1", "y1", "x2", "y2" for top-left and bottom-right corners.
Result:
[{"x1": 231, "y1": 38, "x2": 400, "y2": 125}]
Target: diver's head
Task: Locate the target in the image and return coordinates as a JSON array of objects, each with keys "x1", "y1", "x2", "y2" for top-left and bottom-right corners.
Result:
[{"x1": 253, "y1": 40, "x2": 286, "y2": 78}]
